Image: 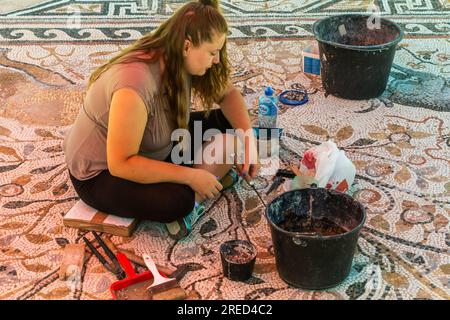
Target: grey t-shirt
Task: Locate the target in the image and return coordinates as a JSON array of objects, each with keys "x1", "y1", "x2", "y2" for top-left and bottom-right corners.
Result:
[{"x1": 64, "y1": 60, "x2": 186, "y2": 180}]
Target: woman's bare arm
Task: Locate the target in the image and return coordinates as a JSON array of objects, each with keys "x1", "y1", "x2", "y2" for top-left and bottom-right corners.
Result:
[{"x1": 106, "y1": 88, "x2": 194, "y2": 185}]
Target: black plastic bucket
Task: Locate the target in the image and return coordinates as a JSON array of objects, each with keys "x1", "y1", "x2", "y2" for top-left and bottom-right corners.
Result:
[
  {"x1": 265, "y1": 188, "x2": 366, "y2": 290},
  {"x1": 312, "y1": 14, "x2": 404, "y2": 99}
]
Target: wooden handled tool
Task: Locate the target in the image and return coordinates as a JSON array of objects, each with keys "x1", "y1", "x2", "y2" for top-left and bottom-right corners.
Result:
[
  {"x1": 143, "y1": 254, "x2": 186, "y2": 300},
  {"x1": 102, "y1": 236, "x2": 175, "y2": 276}
]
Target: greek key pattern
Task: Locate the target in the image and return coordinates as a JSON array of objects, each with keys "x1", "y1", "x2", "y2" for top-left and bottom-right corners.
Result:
[
  {"x1": 1, "y1": 1, "x2": 449, "y2": 42},
  {"x1": 1, "y1": 0, "x2": 449, "y2": 17}
]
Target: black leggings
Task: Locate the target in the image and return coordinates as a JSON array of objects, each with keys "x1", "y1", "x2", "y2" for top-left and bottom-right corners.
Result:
[{"x1": 69, "y1": 109, "x2": 232, "y2": 223}]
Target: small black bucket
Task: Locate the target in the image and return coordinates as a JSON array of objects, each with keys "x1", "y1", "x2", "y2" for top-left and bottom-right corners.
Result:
[
  {"x1": 220, "y1": 240, "x2": 256, "y2": 281},
  {"x1": 265, "y1": 188, "x2": 366, "y2": 290},
  {"x1": 313, "y1": 14, "x2": 404, "y2": 100}
]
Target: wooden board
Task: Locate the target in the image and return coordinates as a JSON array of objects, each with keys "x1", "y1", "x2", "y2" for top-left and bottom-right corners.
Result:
[{"x1": 64, "y1": 200, "x2": 138, "y2": 237}]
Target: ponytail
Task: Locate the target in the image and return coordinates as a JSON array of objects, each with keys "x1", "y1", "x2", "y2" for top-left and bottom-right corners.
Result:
[{"x1": 199, "y1": 0, "x2": 220, "y2": 10}]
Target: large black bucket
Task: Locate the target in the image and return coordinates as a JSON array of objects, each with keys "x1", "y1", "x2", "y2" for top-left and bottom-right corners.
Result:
[
  {"x1": 265, "y1": 188, "x2": 366, "y2": 290},
  {"x1": 313, "y1": 14, "x2": 404, "y2": 100}
]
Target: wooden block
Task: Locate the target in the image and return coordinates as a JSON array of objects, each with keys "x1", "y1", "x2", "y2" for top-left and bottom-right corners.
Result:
[
  {"x1": 63, "y1": 200, "x2": 138, "y2": 237},
  {"x1": 59, "y1": 244, "x2": 85, "y2": 280}
]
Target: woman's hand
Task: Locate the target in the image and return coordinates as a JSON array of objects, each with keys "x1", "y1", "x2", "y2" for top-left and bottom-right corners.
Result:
[{"x1": 187, "y1": 168, "x2": 223, "y2": 200}]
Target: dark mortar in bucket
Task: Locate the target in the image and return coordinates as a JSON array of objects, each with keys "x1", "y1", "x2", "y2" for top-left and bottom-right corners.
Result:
[
  {"x1": 265, "y1": 188, "x2": 366, "y2": 290},
  {"x1": 278, "y1": 212, "x2": 347, "y2": 236},
  {"x1": 313, "y1": 14, "x2": 403, "y2": 100}
]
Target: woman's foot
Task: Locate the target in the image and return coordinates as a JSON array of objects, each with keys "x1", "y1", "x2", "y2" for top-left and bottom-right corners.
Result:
[
  {"x1": 166, "y1": 168, "x2": 238, "y2": 240},
  {"x1": 165, "y1": 202, "x2": 205, "y2": 240}
]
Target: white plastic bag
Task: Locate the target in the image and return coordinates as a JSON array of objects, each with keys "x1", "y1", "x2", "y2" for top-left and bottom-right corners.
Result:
[{"x1": 291, "y1": 140, "x2": 356, "y2": 193}]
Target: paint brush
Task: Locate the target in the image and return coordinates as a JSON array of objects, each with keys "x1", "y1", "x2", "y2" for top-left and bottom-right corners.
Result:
[{"x1": 143, "y1": 254, "x2": 181, "y2": 299}]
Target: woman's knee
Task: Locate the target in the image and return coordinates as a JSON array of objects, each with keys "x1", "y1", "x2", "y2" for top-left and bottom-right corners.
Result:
[
  {"x1": 212, "y1": 109, "x2": 233, "y2": 132},
  {"x1": 195, "y1": 133, "x2": 237, "y2": 165},
  {"x1": 155, "y1": 184, "x2": 195, "y2": 223}
]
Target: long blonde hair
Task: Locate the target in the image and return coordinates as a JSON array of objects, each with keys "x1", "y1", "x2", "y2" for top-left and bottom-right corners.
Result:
[{"x1": 88, "y1": 0, "x2": 230, "y2": 130}]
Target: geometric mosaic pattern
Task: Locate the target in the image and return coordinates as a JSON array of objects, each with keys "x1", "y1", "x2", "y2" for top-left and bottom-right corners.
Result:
[
  {"x1": 0, "y1": 0, "x2": 449, "y2": 300},
  {"x1": 1, "y1": 0, "x2": 449, "y2": 42}
]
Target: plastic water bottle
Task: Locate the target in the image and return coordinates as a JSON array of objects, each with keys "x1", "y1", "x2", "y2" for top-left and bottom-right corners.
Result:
[{"x1": 258, "y1": 87, "x2": 278, "y2": 128}]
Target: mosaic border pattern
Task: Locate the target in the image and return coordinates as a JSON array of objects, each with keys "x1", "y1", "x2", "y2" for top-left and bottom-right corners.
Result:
[{"x1": 1, "y1": 0, "x2": 450, "y2": 42}]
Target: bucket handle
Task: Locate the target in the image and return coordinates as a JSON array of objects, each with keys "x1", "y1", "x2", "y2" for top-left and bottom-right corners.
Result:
[
  {"x1": 292, "y1": 237, "x2": 308, "y2": 247},
  {"x1": 292, "y1": 232, "x2": 322, "y2": 246}
]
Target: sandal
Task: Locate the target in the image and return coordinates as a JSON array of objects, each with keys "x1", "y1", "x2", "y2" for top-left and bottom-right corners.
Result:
[{"x1": 165, "y1": 202, "x2": 205, "y2": 240}]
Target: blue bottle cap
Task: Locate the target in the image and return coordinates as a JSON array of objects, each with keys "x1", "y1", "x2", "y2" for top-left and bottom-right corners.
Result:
[{"x1": 264, "y1": 87, "x2": 275, "y2": 96}]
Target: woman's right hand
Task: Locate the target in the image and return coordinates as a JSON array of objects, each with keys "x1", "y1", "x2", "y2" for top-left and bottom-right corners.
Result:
[{"x1": 187, "y1": 168, "x2": 223, "y2": 200}]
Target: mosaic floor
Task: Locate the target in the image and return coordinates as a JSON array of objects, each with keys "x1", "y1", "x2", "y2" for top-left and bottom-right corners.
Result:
[{"x1": 0, "y1": 1, "x2": 449, "y2": 300}]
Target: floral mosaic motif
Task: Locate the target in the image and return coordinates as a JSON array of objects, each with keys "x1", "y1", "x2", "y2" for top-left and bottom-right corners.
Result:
[
  {"x1": 397, "y1": 44, "x2": 450, "y2": 72},
  {"x1": 383, "y1": 62, "x2": 450, "y2": 112},
  {"x1": 353, "y1": 189, "x2": 382, "y2": 205},
  {"x1": 0, "y1": 183, "x2": 24, "y2": 197},
  {"x1": 2, "y1": 103, "x2": 448, "y2": 300},
  {"x1": 368, "y1": 123, "x2": 434, "y2": 158},
  {"x1": 397, "y1": 200, "x2": 448, "y2": 231}
]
